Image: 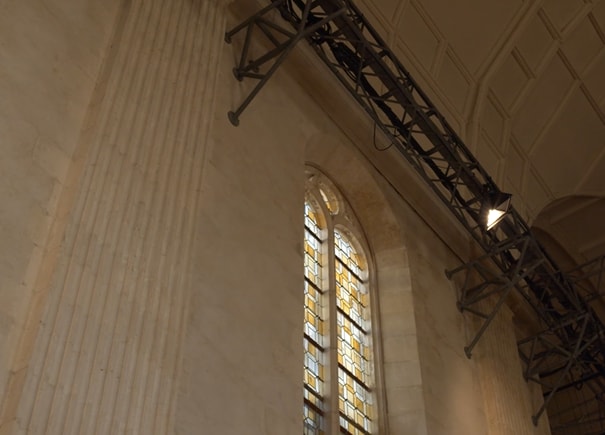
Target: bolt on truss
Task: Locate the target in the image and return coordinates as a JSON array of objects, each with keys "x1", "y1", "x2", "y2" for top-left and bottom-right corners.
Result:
[{"x1": 225, "y1": 0, "x2": 605, "y2": 428}]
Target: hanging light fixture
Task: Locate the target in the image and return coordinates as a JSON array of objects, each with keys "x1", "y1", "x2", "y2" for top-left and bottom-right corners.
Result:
[{"x1": 481, "y1": 187, "x2": 512, "y2": 231}]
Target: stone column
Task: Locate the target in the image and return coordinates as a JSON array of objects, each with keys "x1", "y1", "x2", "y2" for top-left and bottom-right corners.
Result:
[{"x1": 1, "y1": 0, "x2": 228, "y2": 433}]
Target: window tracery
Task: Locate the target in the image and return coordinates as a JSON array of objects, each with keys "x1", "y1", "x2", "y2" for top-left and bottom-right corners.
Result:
[{"x1": 304, "y1": 167, "x2": 375, "y2": 435}]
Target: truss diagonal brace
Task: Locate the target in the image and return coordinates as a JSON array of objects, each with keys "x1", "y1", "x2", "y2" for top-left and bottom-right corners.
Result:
[
  {"x1": 224, "y1": 0, "x2": 345, "y2": 125},
  {"x1": 519, "y1": 313, "x2": 599, "y2": 426},
  {"x1": 565, "y1": 254, "x2": 605, "y2": 303},
  {"x1": 445, "y1": 235, "x2": 543, "y2": 358}
]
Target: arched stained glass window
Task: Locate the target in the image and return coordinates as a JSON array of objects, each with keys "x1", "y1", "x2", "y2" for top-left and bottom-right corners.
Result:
[
  {"x1": 335, "y1": 230, "x2": 373, "y2": 434},
  {"x1": 304, "y1": 167, "x2": 375, "y2": 435},
  {"x1": 304, "y1": 200, "x2": 326, "y2": 432}
]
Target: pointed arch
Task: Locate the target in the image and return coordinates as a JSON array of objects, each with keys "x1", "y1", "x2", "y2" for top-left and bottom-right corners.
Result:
[
  {"x1": 304, "y1": 166, "x2": 376, "y2": 435},
  {"x1": 305, "y1": 132, "x2": 426, "y2": 433}
]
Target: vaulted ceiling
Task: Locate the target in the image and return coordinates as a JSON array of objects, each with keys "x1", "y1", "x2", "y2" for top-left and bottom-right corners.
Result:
[{"x1": 358, "y1": 0, "x2": 605, "y2": 266}]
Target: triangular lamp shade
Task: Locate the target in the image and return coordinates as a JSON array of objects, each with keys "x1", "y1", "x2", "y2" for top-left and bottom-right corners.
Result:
[{"x1": 482, "y1": 191, "x2": 512, "y2": 231}]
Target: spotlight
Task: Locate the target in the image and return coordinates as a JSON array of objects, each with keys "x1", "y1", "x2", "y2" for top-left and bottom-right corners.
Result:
[{"x1": 481, "y1": 188, "x2": 512, "y2": 231}]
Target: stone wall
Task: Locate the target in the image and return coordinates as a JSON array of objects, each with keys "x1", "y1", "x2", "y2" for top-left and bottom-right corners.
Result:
[
  {"x1": 1, "y1": 0, "x2": 226, "y2": 432},
  {"x1": 0, "y1": 0, "x2": 121, "y2": 425},
  {"x1": 0, "y1": 0, "x2": 553, "y2": 433}
]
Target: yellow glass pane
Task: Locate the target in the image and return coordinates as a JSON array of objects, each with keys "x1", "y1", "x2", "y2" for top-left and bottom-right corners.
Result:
[
  {"x1": 356, "y1": 411, "x2": 364, "y2": 425},
  {"x1": 308, "y1": 299, "x2": 316, "y2": 312},
  {"x1": 361, "y1": 293, "x2": 369, "y2": 307},
  {"x1": 305, "y1": 311, "x2": 313, "y2": 323}
]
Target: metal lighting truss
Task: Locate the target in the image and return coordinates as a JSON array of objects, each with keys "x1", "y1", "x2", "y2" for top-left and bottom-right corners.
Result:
[
  {"x1": 566, "y1": 255, "x2": 605, "y2": 303},
  {"x1": 548, "y1": 394, "x2": 605, "y2": 434},
  {"x1": 225, "y1": 0, "x2": 605, "y2": 427}
]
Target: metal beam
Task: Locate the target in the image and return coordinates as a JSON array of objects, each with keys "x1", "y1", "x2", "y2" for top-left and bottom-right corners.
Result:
[
  {"x1": 224, "y1": 0, "x2": 346, "y2": 125},
  {"x1": 517, "y1": 313, "x2": 603, "y2": 424},
  {"x1": 565, "y1": 255, "x2": 605, "y2": 303},
  {"x1": 551, "y1": 408, "x2": 605, "y2": 434},
  {"x1": 445, "y1": 235, "x2": 546, "y2": 357}
]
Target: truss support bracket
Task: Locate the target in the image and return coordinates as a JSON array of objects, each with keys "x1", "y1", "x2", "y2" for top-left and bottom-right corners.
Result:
[
  {"x1": 225, "y1": 0, "x2": 345, "y2": 125},
  {"x1": 517, "y1": 313, "x2": 602, "y2": 426},
  {"x1": 446, "y1": 236, "x2": 543, "y2": 358}
]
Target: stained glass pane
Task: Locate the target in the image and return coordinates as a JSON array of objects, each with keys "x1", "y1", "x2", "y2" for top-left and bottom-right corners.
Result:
[
  {"x1": 335, "y1": 230, "x2": 362, "y2": 276},
  {"x1": 337, "y1": 368, "x2": 373, "y2": 435},
  {"x1": 304, "y1": 401, "x2": 325, "y2": 435},
  {"x1": 319, "y1": 188, "x2": 339, "y2": 215},
  {"x1": 304, "y1": 201, "x2": 326, "y2": 434},
  {"x1": 305, "y1": 202, "x2": 322, "y2": 236},
  {"x1": 335, "y1": 230, "x2": 373, "y2": 435},
  {"x1": 304, "y1": 192, "x2": 376, "y2": 434}
]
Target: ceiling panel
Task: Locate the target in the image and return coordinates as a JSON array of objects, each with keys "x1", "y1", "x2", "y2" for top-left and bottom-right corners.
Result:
[
  {"x1": 515, "y1": 13, "x2": 555, "y2": 72},
  {"x1": 397, "y1": 2, "x2": 442, "y2": 72},
  {"x1": 561, "y1": 14, "x2": 603, "y2": 75},
  {"x1": 511, "y1": 54, "x2": 574, "y2": 151},
  {"x1": 419, "y1": 0, "x2": 523, "y2": 73},
  {"x1": 504, "y1": 141, "x2": 526, "y2": 192},
  {"x1": 576, "y1": 149, "x2": 605, "y2": 194},
  {"x1": 367, "y1": 0, "x2": 400, "y2": 24},
  {"x1": 592, "y1": 0, "x2": 605, "y2": 30},
  {"x1": 436, "y1": 50, "x2": 471, "y2": 115},
  {"x1": 583, "y1": 52, "x2": 605, "y2": 103},
  {"x1": 542, "y1": 0, "x2": 585, "y2": 35},
  {"x1": 479, "y1": 95, "x2": 506, "y2": 150},
  {"x1": 489, "y1": 52, "x2": 529, "y2": 111},
  {"x1": 475, "y1": 132, "x2": 501, "y2": 181},
  {"x1": 531, "y1": 89, "x2": 605, "y2": 196},
  {"x1": 523, "y1": 167, "x2": 552, "y2": 219}
]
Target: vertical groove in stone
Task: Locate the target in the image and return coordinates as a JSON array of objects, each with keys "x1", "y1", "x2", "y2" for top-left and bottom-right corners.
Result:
[
  {"x1": 108, "y1": 2, "x2": 194, "y2": 431},
  {"x1": 13, "y1": 0, "x2": 226, "y2": 433},
  {"x1": 162, "y1": 3, "x2": 227, "y2": 432},
  {"x1": 475, "y1": 300, "x2": 549, "y2": 435},
  {"x1": 17, "y1": 0, "x2": 155, "y2": 430},
  {"x1": 134, "y1": 4, "x2": 204, "y2": 432}
]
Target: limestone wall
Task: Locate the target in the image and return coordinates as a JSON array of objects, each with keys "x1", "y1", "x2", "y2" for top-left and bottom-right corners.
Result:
[
  {"x1": 0, "y1": 0, "x2": 553, "y2": 433},
  {"x1": 173, "y1": 24, "x2": 311, "y2": 432},
  {"x1": 1, "y1": 0, "x2": 226, "y2": 432},
  {"x1": 187, "y1": 1, "x2": 549, "y2": 431},
  {"x1": 0, "y1": 0, "x2": 121, "y2": 420}
]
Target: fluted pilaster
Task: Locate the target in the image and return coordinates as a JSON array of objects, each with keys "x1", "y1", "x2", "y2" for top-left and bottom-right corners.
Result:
[{"x1": 6, "y1": 0, "x2": 225, "y2": 433}]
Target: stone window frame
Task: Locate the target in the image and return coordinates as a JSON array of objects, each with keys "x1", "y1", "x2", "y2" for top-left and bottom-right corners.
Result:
[
  {"x1": 304, "y1": 165, "x2": 381, "y2": 434},
  {"x1": 305, "y1": 131, "x2": 426, "y2": 433}
]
